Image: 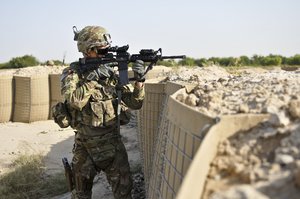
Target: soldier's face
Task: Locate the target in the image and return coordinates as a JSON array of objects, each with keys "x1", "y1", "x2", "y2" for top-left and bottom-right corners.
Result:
[
  {"x1": 86, "y1": 50, "x2": 98, "y2": 58},
  {"x1": 86, "y1": 46, "x2": 109, "y2": 58}
]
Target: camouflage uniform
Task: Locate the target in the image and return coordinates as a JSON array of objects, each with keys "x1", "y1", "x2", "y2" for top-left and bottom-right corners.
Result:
[{"x1": 61, "y1": 62, "x2": 144, "y2": 199}]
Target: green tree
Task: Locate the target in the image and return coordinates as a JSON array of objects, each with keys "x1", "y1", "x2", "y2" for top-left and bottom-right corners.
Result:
[
  {"x1": 261, "y1": 54, "x2": 282, "y2": 66},
  {"x1": 218, "y1": 57, "x2": 239, "y2": 66},
  {"x1": 287, "y1": 54, "x2": 300, "y2": 65},
  {"x1": 239, "y1": 56, "x2": 251, "y2": 66},
  {"x1": 178, "y1": 57, "x2": 195, "y2": 66},
  {"x1": 208, "y1": 57, "x2": 221, "y2": 66},
  {"x1": 8, "y1": 55, "x2": 39, "y2": 68}
]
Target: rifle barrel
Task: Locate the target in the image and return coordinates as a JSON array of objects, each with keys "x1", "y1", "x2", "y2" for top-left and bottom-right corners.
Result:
[{"x1": 160, "y1": 55, "x2": 186, "y2": 60}]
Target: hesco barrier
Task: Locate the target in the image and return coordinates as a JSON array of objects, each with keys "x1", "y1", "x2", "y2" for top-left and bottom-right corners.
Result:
[
  {"x1": 139, "y1": 87, "x2": 269, "y2": 199},
  {"x1": 137, "y1": 81, "x2": 184, "y2": 193},
  {"x1": 147, "y1": 82, "x2": 184, "y2": 199},
  {"x1": 49, "y1": 74, "x2": 64, "y2": 119},
  {"x1": 0, "y1": 76, "x2": 13, "y2": 122},
  {"x1": 13, "y1": 75, "x2": 50, "y2": 123},
  {"x1": 137, "y1": 82, "x2": 166, "y2": 189},
  {"x1": 158, "y1": 93, "x2": 217, "y2": 199},
  {"x1": 176, "y1": 114, "x2": 269, "y2": 199}
]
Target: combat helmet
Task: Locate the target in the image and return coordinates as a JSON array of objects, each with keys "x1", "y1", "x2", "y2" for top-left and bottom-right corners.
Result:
[{"x1": 73, "y1": 26, "x2": 112, "y2": 54}]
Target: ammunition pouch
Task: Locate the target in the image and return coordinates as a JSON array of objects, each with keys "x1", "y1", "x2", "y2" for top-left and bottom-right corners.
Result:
[{"x1": 81, "y1": 99, "x2": 130, "y2": 128}]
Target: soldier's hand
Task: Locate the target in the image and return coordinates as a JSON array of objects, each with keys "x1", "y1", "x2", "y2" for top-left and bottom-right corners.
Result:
[
  {"x1": 86, "y1": 64, "x2": 114, "y2": 81},
  {"x1": 132, "y1": 60, "x2": 145, "y2": 82}
]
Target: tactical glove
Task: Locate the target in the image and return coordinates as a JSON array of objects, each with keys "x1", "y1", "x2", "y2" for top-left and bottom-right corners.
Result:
[
  {"x1": 86, "y1": 64, "x2": 115, "y2": 81},
  {"x1": 132, "y1": 60, "x2": 145, "y2": 82}
]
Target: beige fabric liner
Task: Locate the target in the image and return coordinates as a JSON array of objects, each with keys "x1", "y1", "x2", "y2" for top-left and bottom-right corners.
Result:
[{"x1": 0, "y1": 76, "x2": 13, "y2": 122}]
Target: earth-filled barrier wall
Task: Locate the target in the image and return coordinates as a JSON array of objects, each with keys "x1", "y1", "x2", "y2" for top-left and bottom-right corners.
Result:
[
  {"x1": 138, "y1": 86, "x2": 269, "y2": 199},
  {"x1": 13, "y1": 75, "x2": 50, "y2": 122}
]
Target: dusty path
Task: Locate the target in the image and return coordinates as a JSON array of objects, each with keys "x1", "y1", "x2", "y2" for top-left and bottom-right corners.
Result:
[{"x1": 0, "y1": 113, "x2": 143, "y2": 199}]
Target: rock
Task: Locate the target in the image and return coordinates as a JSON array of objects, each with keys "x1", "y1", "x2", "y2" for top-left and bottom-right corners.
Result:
[
  {"x1": 184, "y1": 93, "x2": 198, "y2": 106},
  {"x1": 239, "y1": 104, "x2": 249, "y2": 113},
  {"x1": 268, "y1": 163, "x2": 281, "y2": 175},
  {"x1": 210, "y1": 185, "x2": 270, "y2": 199},
  {"x1": 267, "y1": 111, "x2": 290, "y2": 127},
  {"x1": 260, "y1": 127, "x2": 277, "y2": 138},
  {"x1": 238, "y1": 145, "x2": 250, "y2": 157},
  {"x1": 288, "y1": 99, "x2": 300, "y2": 119},
  {"x1": 275, "y1": 154, "x2": 294, "y2": 165},
  {"x1": 175, "y1": 91, "x2": 188, "y2": 103}
]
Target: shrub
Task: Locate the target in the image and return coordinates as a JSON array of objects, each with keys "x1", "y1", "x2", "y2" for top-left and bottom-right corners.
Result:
[
  {"x1": 8, "y1": 55, "x2": 39, "y2": 68},
  {"x1": 286, "y1": 54, "x2": 300, "y2": 65},
  {"x1": 194, "y1": 58, "x2": 207, "y2": 67},
  {"x1": 157, "y1": 60, "x2": 177, "y2": 67},
  {"x1": 178, "y1": 57, "x2": 195, "y2": 66}
]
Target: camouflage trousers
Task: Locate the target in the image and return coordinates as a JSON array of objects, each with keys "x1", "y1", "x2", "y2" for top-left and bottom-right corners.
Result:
[{"x1": 71, "y1": 127, "x2": 132, "y2": 199}]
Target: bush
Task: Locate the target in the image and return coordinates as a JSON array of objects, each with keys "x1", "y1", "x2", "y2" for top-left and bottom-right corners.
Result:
[
  {"x1": 194, "y1": 58, "x2": 207, "y2": 67},
  {"x1": 0, "y1": 62, "x2": 8, "y2": 69},
  {"x1": 286, "y1": 54, "x2": 300, "y2": 65},
  {"x1": 261, "y1": 55, "x2": 282, "y2": 66},
  {"x1": 178, "y1": 57, "x2": 195, "y2": 66},
  {"x1": 239, "y1": 56, "x2": 251, "y2": 66},
  {"x1": 8, "y1": 55, "x2": 39, "y2": 68},
  {"x1": 157, "y1": 60, "x2": 177, "y2": 67}
]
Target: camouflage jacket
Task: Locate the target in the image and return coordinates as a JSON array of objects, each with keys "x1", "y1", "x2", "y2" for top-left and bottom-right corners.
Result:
[{"x1": 60, "y1": 62, "x2": 144, "y2": 129}]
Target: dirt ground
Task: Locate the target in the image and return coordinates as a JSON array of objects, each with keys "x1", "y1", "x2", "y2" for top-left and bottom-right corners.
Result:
[{"x1": 0, "y1": 113, "x2": 142, "y2": 199}]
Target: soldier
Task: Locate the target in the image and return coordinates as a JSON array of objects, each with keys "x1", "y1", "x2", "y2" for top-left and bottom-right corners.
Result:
[{"x1": 59, "y1": 26, "x2": 145, "y2": 199}]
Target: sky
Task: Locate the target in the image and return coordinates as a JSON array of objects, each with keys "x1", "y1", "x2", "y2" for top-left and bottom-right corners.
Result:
[{"x1": 0, "y1": 0, "x2": 299, "y2": 63}]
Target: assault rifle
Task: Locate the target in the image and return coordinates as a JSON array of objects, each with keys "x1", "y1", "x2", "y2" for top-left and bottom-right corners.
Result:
[{"x1": 77, "y1": 45, "x2": 186, "y2": 85}]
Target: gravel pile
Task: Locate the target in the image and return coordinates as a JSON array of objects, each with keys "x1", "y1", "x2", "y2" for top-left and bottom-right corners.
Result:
[
  {"x1": 170, "y1": 66, "x2": 300, "y2": 199},
  {"x1": 0, "y1": 65, "x2": 66, "y2": 76},
  {"x1": 165, "y1": 65, "x2": 230, "y2": 83},
  {"x1": 204, "y1": 120, "x2": 300, "y2": 199},
  {"x1": 175, "y1": 68, "x2": 300, "y2": 121}
]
